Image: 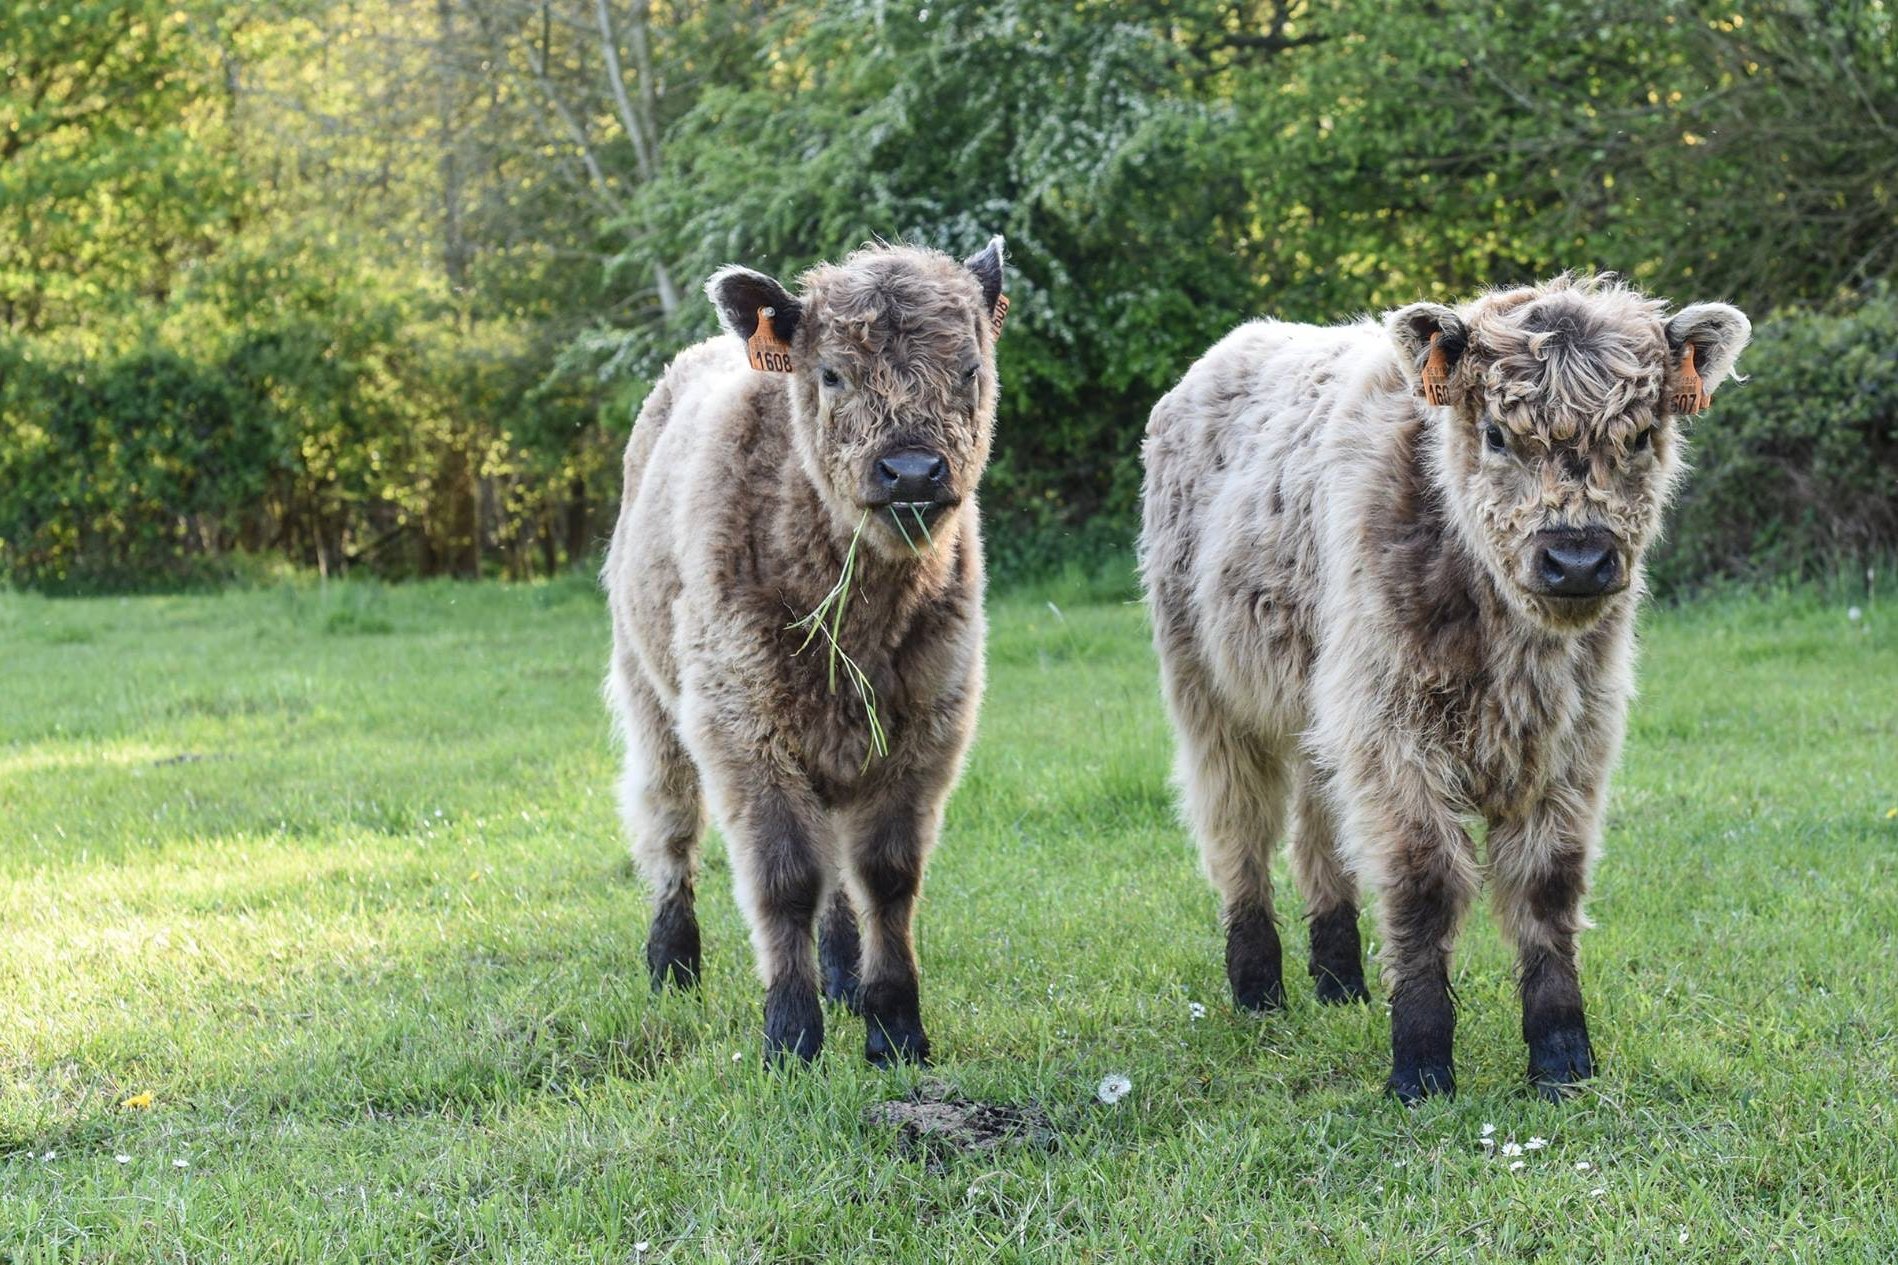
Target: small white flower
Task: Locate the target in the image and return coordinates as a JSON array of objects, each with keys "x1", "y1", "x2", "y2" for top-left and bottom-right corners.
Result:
[
  {"x1": 1679, "y1": 1231, "x2": 1689, "y2": 1245},
  {"x1": 1509, "y1": 1160, "x2": 1525, "y2": 1172},
  {"x1": 1590, "y1": 1187, "x2": 1606, "y2": 1198},
  {"x1": 1188, "y1": 1002, "x2": 1207, "y2": 1021},
  {"x1": 1575, "y1": 1160, "x2": 1592, "y2": 1171},
  {"x1": 172, "y1": 1158, "x2": 190, "y2": 1169},
  {"x1": 115, "y1": 1154, "x2": 131, "y2": 1165},
  {"x1": 1525, "y1": 1136, "x2": 1549, "y2": 1151},
  {"x1": 1501, "y1": 1142, "x2": 1523, "y2": 1157},
  {"x1": 1096, "y1": 1073, "x2": 1132, "y2": 1105},
  {"x1": 1478, "y1": 1137, "x2": 1495, "y2": 1148},
  {"x1": 731, "y1": 1051, "x2": 742, "y2": 1063},
  {"x1": 634, "y1": 1243, "x2": 650, "y2": 1255},
  {"x1": 40, "y1": 1151, "x2": 54, "y2": 1162},
  {"x1": 1848, "y1": 606, "x2": 1863, "y2": 622},
  {"x1": 1481, "y1": 1122, "x2": 1496, "y2": 1137}
]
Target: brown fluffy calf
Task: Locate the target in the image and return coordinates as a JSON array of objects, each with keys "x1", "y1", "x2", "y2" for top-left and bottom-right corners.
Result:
[
  {"x1": 603, "y1": 239, "x2": 1006, "y2": 1064},
  {"x1": 1141, "y1": 275, "x2": 1749, "y2": 1101}
]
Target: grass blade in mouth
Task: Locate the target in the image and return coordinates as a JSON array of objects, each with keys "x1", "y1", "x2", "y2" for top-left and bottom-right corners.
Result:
[
  {"x1": 890, "y1": 505, "x2": 921, "y2": 558},
  {"x1": 788, "y1": 510, "x2": 889, "y2": 765},
  {"x1": 908, "y1": 503, "x2": 934, "y2": 549}
]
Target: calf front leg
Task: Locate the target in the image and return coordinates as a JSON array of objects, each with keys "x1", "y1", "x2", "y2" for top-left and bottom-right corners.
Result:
[
  {"x1": 1493, "y1": 827, "x2": 1597, "y2": 1100},
  {"x1": 845, "y1": 800, "x2": 938, "y2": 1066},
  {"x1": 729, "y1": 789, "x2": 831, "y2": 1064},
  {"x1": 1369, "y1": 819, "x2": 1478, "y2": 1103}
]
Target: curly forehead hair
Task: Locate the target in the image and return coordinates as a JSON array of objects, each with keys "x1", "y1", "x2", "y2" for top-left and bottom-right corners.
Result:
[
  {"x1": 798, "y1": 243, "x2": 987, "y2": 352},
  {"x1": 1465, "y1": 275, "x2": 1670, "y2": 447}
]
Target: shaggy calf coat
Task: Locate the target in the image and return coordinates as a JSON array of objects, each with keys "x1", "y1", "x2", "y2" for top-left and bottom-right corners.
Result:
[
  {"x1": 1140, "y1": 276, "x2": 1749, "y2": 1100},
  {"x1": 603, "y1": 240, "x2": 1006, "y2": 1064}
]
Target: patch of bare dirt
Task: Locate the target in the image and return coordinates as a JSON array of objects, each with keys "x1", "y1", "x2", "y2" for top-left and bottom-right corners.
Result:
[{"x1": 864, "y1": 1079, "x2": 1056, "y2": 1165}]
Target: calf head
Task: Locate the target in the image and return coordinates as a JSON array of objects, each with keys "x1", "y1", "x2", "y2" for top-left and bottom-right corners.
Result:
[
  {"x1": 1387, "y1": 276, "x2": 1749, "y2": 630},
  {"x1": 706, "y1": 238, "x2": 1006, "y2": 558}
]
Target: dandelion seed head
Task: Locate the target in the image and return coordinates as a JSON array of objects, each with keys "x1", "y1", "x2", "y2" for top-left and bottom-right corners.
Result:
[{"x1": 1096, "y1": 1073, "x2": 1132, "y2": 1105}]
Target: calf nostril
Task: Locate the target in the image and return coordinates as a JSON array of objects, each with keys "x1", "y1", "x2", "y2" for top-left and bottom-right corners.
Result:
[
  {"x1": 925, "y1": 457, "x2": 946, "y2": 484},
  {"x1": 1538, "y1": 550, "x2": 1567, "y2": 587}
]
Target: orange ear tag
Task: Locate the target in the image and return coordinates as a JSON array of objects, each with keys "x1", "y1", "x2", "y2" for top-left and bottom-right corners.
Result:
[
  {"x1": 1671, "y1": 342, "x2": 1709, "y2": 414},
  {"x1": 746, "y1": 306, "x2": 793, "y2": 373},
  {"x1": 990, "y1": 294, "x2": 1009, "y2": 340},
  {"x1": 1420, "y1": 332, "x2": 1451, "y2": 407}
]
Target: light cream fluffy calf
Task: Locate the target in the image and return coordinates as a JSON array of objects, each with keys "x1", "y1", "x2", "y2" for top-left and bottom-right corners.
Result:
[
  {"x1": 1141, "y1": 276, "x2": 1749, "y2": 1101},
  {"x1": 603, "y1": 239, "x2": 1006, "y2": 1064}
]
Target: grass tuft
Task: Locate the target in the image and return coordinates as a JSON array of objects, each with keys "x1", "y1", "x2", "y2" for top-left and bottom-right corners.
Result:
[{"x1": 788, "y1": 510, "x2": 890, "y2": 764}]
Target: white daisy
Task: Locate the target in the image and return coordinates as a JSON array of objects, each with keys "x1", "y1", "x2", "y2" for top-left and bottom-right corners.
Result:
[{"x1": 1501, "y1": 1142, "x2": 1523, "y2": 1157}]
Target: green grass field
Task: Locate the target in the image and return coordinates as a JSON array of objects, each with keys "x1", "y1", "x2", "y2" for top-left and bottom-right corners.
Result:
[{"x1": 3, "y1": 573, "x2": 1895, "y2": 1262}]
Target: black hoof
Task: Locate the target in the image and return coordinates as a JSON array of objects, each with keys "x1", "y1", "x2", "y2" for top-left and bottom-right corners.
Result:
[
  {"x1": 1308, "y1": 904, "x2": 1370, "y2": 1004},
  {"x1": 818, "y1": 904, "x2": 863, "y2": 1013},
  {"x1": 1386, "y1": 1061, "x2": 1456, "y2": 1104},
  {"x1": 865, "y1": 1022, "x2": 931, "y2": 1068},
  {"x1": 860, "y1": 979, "x2": 929, "y2": 1067},
  {"x1": 1227, "y1": 905, "x2": 1285, "y2": 1012},
  {"x1": 763, "y1": 979, "x2": 823, "y2": 1065},
  {"x1": 645, "y1": 898, "x2": 701, "y2": 991},
  {"x1": 1527, "y1": 1025, "x2": 1595, "y2": 1101},
  {"x1": 1313, "y1": 972, "x2": 1372, "y2": 1005}
]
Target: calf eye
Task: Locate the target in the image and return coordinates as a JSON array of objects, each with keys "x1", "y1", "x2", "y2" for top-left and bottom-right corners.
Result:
[
  {"x1": 1483, "y1": 423, "x2": 1508, "y2": 454},
  {"x1": 819, "y1": 367, "x2": 844, "y2": 390},
  {"x1": 1632, "y1": 427, "x2": 1652, "y2": 452}
]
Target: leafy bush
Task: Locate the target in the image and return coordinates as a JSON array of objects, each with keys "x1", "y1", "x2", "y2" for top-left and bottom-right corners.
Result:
[{"x1": 1652, "y1": 289, "x2": 1898, "y2": 594}]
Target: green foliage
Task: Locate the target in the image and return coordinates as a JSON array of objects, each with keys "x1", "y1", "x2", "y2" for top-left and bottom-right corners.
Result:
[
  {"x1": 1653, "y1": 288, "x2": 1898, "y2": 593},
  {"x1": 2, "y1": 0, "x2": 1895, "y2": 589}
]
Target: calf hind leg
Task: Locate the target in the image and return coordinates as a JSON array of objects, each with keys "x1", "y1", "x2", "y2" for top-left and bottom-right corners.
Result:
[
  {"x1": 1176, "y1": 711, "x2": 1294, "y2": 1012},
  {"x1": 610, "y1": 662, "x2": 705, "y2": 990},
  {"x1": 1290, "y1": 767, "x2": 1369, "y2": 1004},
  {"x1": 818, "y1": 891, "x2": 862, "y2": 1012}
]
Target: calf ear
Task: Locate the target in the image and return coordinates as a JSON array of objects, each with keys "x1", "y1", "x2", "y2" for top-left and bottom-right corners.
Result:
[
  {"x1": 705, "y1": 266, "x2": 803, "y2": 346},
  {"x1": 1664, "y1": 303, "x2": 1751, "y2": 413},
  {"x1": 964, "y1": 235, "x2": 1006, "y2": 320},
  {"x1": 1385, "y1": 302, "x2": 1469, "y2": 406}
]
